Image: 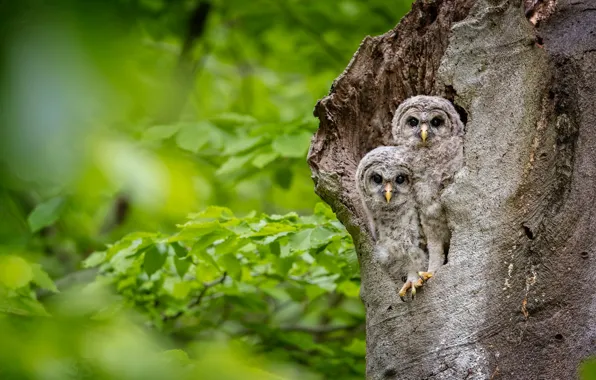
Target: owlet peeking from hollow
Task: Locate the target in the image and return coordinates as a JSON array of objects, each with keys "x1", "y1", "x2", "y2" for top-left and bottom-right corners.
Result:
[
  {"x1": 391, "y1": 95, "x2": 464, "y2": 275},
  {"x1": 356, "y1": 146, "x2": 430, "y2": 300}
]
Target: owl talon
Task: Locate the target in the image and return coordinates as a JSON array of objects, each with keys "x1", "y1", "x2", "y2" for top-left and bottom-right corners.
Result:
[
  {"x1": 398, "y1": 277, "x2": 424, "y2": 301},
  {"x1": 418, "y1": 271, "x2": 434, "y2": 281},
  {"x1": 398, "y1": 280, "x2": 412, "y2": 301}
]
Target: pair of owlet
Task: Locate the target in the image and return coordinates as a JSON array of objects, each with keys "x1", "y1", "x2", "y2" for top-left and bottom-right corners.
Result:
[{"x1": 356, "y1": 96, "x2": 464, "y2": 301}]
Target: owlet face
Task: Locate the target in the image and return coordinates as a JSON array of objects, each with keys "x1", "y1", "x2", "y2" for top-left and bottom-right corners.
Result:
[
  {"x1": 392, "y1": 96, "x2": 463, "y2": 147},
  {"x1": 356, "y1": 147, "x2": 413, "y2": 211}
]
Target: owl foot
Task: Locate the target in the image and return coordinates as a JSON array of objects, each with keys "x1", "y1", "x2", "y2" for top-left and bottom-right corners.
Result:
[
  {"x1": 398, "y1": 277, "x2": 424, "y2": 302},
  {"x1": 418, "y1": 271, "x2": 434, "y2": 281}
]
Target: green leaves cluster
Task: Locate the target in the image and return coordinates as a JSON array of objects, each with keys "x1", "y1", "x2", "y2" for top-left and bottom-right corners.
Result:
[
  {"x1": 85, "y1": 203, "x2": 364, "y2": 378},
  {"x1": 0, "y1": 254, "x2": 57, "y2": 317},
  {"x1": 142, "y1": 113, "x2": 314, "y2": 191}
]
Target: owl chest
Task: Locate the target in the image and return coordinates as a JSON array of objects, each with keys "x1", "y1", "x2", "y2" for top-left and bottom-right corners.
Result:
[{"x1": 376, "y1": 210, "x2": 419, "y2": 247}]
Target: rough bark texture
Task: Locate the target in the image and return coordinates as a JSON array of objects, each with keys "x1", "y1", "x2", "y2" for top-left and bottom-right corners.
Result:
[{"x1": 307, "y1": 0, "x2": 596, "y2": 378}]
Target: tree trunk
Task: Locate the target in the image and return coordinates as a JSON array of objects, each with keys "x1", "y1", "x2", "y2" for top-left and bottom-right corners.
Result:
[{"x1": 307, "y1": 0, "x2": 596, "y2": 378}]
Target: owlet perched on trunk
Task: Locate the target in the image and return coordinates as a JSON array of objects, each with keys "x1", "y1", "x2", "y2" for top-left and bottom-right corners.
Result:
[
  {"x1": 391, "y1": 95, "x2": 465, "y2": 275},
  {"x1": 356, "y1": 146, "x2": 430, "y2": 301}
]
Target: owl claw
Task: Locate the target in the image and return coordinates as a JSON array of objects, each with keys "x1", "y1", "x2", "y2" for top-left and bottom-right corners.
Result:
[
  {"x1": 418, "y1": 271, "x2": 434, "y2": 281},
  {"x1": 399, "y1": 276, "x2": 427, "y2": 301},
  {"x1": 398, "y1": 280, "x2": 412, "y2": 302}
]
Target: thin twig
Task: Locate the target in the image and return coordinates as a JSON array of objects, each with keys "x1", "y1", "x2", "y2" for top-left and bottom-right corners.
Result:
[{"x1": 163, "y1": 272, "x2": 227, "y2": 322}]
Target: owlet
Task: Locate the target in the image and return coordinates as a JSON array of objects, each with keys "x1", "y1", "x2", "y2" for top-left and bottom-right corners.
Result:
[
  {"x1": 356, "y1": 146, "x2": 430, "y2": 300},
  {"x1": 391, "y1": 95, "x2": 464, "y2": 274}
]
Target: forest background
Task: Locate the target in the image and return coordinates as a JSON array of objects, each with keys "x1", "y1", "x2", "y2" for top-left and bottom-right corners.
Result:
[{"x1": 0, "y1": 1, "x2": 414, "y2": 379}]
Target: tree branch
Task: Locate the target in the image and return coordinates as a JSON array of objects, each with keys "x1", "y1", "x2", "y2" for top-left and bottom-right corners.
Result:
[{"x1": 163, "y1": 272, "x2": 227, "y2": 322}]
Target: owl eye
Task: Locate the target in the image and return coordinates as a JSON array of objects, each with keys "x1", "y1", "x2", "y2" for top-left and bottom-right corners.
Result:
[
  {"x1": 395, "y1": 175, "x2": 406, "y2": 184},
  {"x1": 430, "y1": 117, "x2": 444, "y2": 127},
  {"x1": 407, "y1": 117, "x2": 419, "y2": 127},
  {"x1": 371, "y1": 173, "x2": 382, "y2": 184}
]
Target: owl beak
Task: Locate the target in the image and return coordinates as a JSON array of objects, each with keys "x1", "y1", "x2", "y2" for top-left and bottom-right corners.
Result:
[
  {"x1": 420, "y1": 125, "x2": 428, "y2": 143},
  {"x1": 384, "y1": 183, "x2": 392, "y2": 203}
]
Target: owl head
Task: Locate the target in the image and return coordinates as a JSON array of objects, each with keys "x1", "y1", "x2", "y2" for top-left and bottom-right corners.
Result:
[
  {"x1": 356, "y1": 146, "x2": 414, "y2": 213},
  {"x1": 391, "y1": 95, "x2": 464, "y2": 147}
]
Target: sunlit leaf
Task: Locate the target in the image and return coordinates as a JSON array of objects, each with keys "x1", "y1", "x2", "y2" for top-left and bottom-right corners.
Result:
[
  {"x1": 252, "y1": 152, "x2": 279, "y2": 169},
  {"x1": 0, "y1": 255, "x2": 33, "y2": 289},
  {"x1": 223, "y1": 136, "x2": 264, "y2": 155},
  {"x1": 271, "y1": 132, "x2": 312, "y2": 158},
  {"x1": 30, "y1": 263, "x2": 58, "y2": 292},
  {"x1": 219, "y1": 254, "x2": 241, "y2": 280},
  {"x1": 216, "y1": 154, "x2": 254, "y2": 176},
  {"x1": 172, "y1": 281, "x2": 191, "y2": 299},
  {"x1": 83, "y1": 251, "x2": 107, "y2": 268},
  {"x1": 0, "y1": 292, "x2": 49, "y2": 316},
  {"x1": 337, "y1": 281, "x2": 360, "y2": 298},
  {"x1": 344, "y1": 339, "x2": 366, "y2": 356},
  {"x1": 176, "y1": 121, "x2": 215, "y2": 153},
  {"x1": 142, "y1": 124, "x2": 180, "y2": 141}
]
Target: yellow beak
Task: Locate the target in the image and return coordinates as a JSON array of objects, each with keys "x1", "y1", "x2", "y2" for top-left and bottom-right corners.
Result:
[
  {"x1": 384, "y1": 183, "x2": 392, "y2": 203},
  {"x1": 420, "y1": 126, "x2": 428, "y2": 143}
]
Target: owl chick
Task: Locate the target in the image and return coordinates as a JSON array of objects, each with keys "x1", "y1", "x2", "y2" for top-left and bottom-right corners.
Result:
[
  {"x1": 391, "y1": 95, "x2": 464, "y2": 275},
  {"x1": 356, "y1": 146, "x2": 429, "y2": 301}
]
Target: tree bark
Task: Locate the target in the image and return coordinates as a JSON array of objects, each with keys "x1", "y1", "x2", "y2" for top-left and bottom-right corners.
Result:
[{"x1": 307, "y1": 0, "x2": 596, "y2": 378}]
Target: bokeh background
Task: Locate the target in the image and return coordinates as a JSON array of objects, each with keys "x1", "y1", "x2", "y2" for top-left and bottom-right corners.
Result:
[{"x1": 0, "y1": 1, "x2": 418, "y2": 379}]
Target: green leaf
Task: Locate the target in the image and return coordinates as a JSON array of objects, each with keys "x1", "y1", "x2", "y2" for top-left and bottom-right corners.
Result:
[
  {"x1": 252, "y1": 152, "x2": 279, "y2": 169},
  {"x1": 171, "y1": 243, "x2": 188, "y2": 258},
  {"x1": 190, "y1": 237, "x2": 222, "y2": 270},
  {"x1": 289, "y1": 229, "x2": 313, "y2": 252},
  {"x1": 82, "y1": 251, "x2": 106, "y2": 268},
  {"x1": 174, "y1": 256, "x2": 191, "y2": 278},
  {"x1": 580, "y1": 357, "x2": 596, "y2": 380},
  {"x1": 306, "y1": 283, "x2": 328, "y2": 301},
  {"x1": 269, "y1": 241, "x2": 281, "y2": 256},
  {"x1": 30, "y1": 264, "x2": 58, "y2": 292},
  {"x1": 337, "y1": 281, "x2": 360, "y2": 298},
  {"x1": 219, "y1": 254, "x2": 241, "y2": 280},
  {"x1": 143, "y1": 245, "x2": 167, "y2": 276},
  {"x1": 0, "y1": 255, "x2": 33, "y2": 289},
  {"x1": 271, "y1": 131, "x2": 312, "y2": 158},
  {"x1": 172, "y1": 281, "x2": 191, "y2": 299},
  {"x1": 0, "y1": 293, "x2": 49, "y2": 316},
  {"x1": 314, "y1": 202, "x2": 336, "y2": 220},
  {"x1": 216, "y1": 154, "x2": 254, "y2": 176},
  {"x1": 344, "y1": 339, "x2": 366, "y2": 356},
  {"x1": 274, "y1": 167, "x2": 293, "y2": 189},
  {"x1": 189, "y1": 206, "x2": 234, "y2": 220},
  {"x1": 195, "y1": 262, "x2": 221, "y2": 283},
  {"x1": 223, "y1": 136, "x2": 263, "y2": 155},
  {"x1": 211, "y1": 113, "x2": 257, "y2": 130},
  {"x1": 142, "y1": 124, "x2": 180, "y2": 141},
  {"x1": 175, "y1": 121, "x2": 214, "y2": 153},
  {"x1": 160, "y1": 349, "x2": 191, "y2": 365},
  {"x1": 27, "y1": 196, "x2": 65, "y2": 233},
  {"x1": 273, "y1": 257, "x2": 293, "y2": 276}
]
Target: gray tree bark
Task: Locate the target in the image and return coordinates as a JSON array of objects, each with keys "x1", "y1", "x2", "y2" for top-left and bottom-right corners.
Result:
[{"x1": 307, "y1": 0, "x2": 596, "y2": 378}]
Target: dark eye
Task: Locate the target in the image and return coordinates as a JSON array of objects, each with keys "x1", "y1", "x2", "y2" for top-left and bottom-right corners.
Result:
[
  {"x1": 407, "y1": 117, "x2": 419, "y2": 127},
  {"x1": 371, "y1": 173, "x2": 382, "y2": 184},
  {"x1": 396, "y1": 175, "x2": 406, "y2": 184},
  {"x1": 430, "y1": 117, "x2": 443, "y2": 127}
]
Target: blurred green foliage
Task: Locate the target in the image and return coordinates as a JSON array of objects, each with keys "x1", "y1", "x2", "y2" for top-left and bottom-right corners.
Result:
[{"x1": 0, "y1": 0, "x2": 413, "y2": 378}]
